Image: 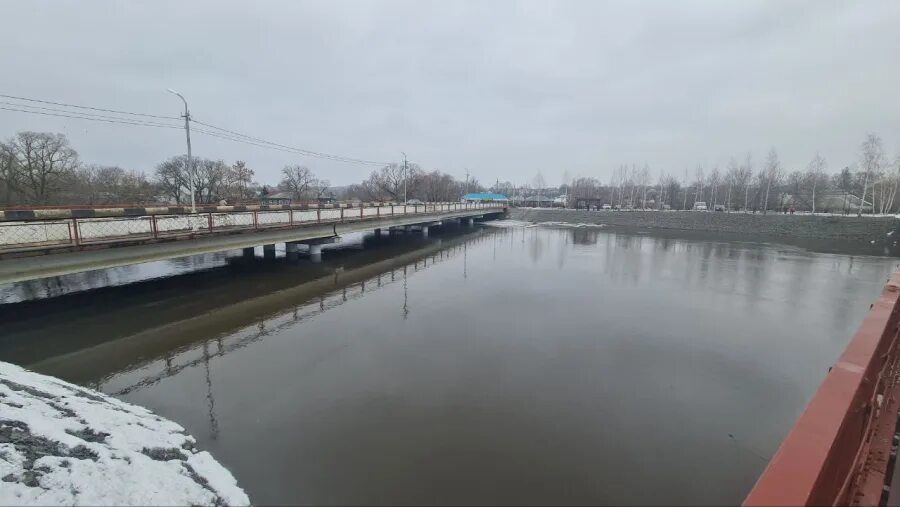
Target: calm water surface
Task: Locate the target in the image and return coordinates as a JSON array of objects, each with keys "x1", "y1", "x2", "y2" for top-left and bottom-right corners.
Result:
[{"x1": 1, "y1": 223, "x2": 897, "y2": 505}]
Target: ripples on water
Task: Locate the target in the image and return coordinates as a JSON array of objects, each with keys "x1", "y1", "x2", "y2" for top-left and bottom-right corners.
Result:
[{"x1": 1, "y1": 222, "x2": 897, "y2": 505}]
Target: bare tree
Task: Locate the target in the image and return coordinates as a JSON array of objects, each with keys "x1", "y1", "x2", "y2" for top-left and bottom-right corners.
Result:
[
  {"x1": 859, "y1": 133, "x2": 885, "y2": 216},
  {"x1": 725, "y1": 158, "x2": 739, "y2": 211},
  {"x1": 280, "y1": 165, "x2": 315, "y2": 200},
  {"x1": 762, "y1": 147, "x2": 782, "y2": 214},
  {"x1": 0, "y1": 141, "x2": 21, "y2": 205},
  {"x1": 639, "y1": 164, "x2": 651, "y2": 208},
  {"x1": 533, "y1": 172, "x2": 546, "y2": 206},
  {"x1": 693, "y1": 165, "x2": 704, "y2": 207},
  {"x1": 806, "y1": 152, "x2": 826, "y2": 214},
  {"x1": 155, "y1": 156, "x2": 189, "y2": 204},
  {"x1": 740, "y1": 152, "x2": 753, "y2": 211},
  {"x1": 230, "y1": 160, "x2": 254, "y2": 201},
  {"x1": 708, "y1": 166, "x2": 721, "y2": 207},
  {"x1": 4, "y1": 132, "x2": 79, "y2": 204}
]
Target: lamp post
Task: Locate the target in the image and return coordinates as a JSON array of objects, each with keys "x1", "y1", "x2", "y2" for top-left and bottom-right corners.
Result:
[{"x1": 167, "y1": 88, "x2": 196, "y2": 213}]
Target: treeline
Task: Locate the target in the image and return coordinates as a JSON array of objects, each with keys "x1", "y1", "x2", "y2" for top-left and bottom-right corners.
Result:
[
  {"x1": 0, "y1": 131, "x2": 262, "y2": 206},
  {"x1": 341, "y1": 163, "x2": 484, "y2": 202},
  {"x1": 564, "y1": 133, "x2": 898, "y2": 214},
  {"x1": 0, "y1": 130, "x2": 479, "y2": 207}
]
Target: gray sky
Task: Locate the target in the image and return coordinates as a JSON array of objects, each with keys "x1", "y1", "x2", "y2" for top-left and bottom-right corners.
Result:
[{"x1": 1, "y1": 0, "x2": 899, "y2": 187}]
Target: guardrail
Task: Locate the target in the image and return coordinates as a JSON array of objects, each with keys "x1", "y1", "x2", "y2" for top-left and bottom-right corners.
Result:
[
  {"x1": 0, "y1": 201, "x2": 505, "y2": 254},
  {"x1": 744, "y1": 268, "x2": 900, "y2": 506}
]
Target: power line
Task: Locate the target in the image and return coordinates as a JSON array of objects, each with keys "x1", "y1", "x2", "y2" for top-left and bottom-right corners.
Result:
[
  {"x1": 0, "y1": 93, "x2": 179, "y2": 120},
  {"x1": 0, "y1": 106, "x2": 185, "y2": 130},
  {"x1": 0, "y1": 92, "x2": 393, "y2": 166},
  {"x1": 192, "y1": 119, "x2": 388, "y2": 166},
  {"x1": 0, "y1": 101, "x2": 181, "y2": 128}
]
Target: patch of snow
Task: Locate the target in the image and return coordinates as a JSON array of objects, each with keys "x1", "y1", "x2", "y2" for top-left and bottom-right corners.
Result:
[
  {"x1": 536, "y1": 221, "x2": 607, "y2": 228},
  {"x1": 482, "y1": 219, "x2": 607, "y2": 229},
  {"x1": 0, "y1": 361, "x2": 250, "y2": 506}
]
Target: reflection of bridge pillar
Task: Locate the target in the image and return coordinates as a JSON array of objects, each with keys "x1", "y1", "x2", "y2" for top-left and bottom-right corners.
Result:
[
  {"x1": 242, "y1": 247, "x2": 255, "y2": 258},
  {"x1": 468, "y1": 218, "x2": 474, "y2": 226},
  {"x1": 286, "y1": 242, "x2": 300, "y2": 260},
  {"x1": 263, "y1": 244, "x2": 276, "y2": 259},
  {"x1": 309, "y1": 244, "x2": 323, "y2": 262},
  {"x1": 421, "y1": 226, "x2": 429, "y2": 237}
]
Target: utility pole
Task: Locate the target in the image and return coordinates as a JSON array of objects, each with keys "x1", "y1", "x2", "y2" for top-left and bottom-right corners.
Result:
[
  {"x1": 465, "y1": 169, "x2": 470, "y2": 194},
  {"x1": 167, "y1": 89, "x2": 195, "y2": 213},
  {"x1": 401, "y1": 152, "x2": 408, "y2": 203}
]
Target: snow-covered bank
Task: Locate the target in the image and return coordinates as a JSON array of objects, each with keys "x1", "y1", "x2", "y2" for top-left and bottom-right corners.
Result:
[{"x1": 0, "y1": 361, "x2": 250, "y2": 506}]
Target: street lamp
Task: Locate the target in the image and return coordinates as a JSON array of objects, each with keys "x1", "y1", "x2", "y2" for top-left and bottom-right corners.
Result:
[{"x1": 167, "y1": 88, "x2": 196, "y2": 213}]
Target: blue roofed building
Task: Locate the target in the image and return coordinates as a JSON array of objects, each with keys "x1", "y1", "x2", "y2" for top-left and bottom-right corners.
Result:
[{"x1": 462, "y1": 192, "x2": 508, "y2": 203}]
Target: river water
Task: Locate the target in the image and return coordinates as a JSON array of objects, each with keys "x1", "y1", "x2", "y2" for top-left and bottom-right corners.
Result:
[{"x1": 1, "y1": 221, "x2": 897, "y2": 505}]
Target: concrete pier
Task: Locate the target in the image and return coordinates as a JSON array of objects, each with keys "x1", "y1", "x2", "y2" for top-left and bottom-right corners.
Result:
[
  {"x1": 263, "y1": 244, "x2": 276, "y2": 259},
  {"x1": 308, "y1": 244, "x2": 322, "y2": 262},
  {"x1": 242, "y1": 247, "x2": 255, "y2": 258}
]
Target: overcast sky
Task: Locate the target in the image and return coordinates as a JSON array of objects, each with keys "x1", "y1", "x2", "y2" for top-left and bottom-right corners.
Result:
[{"x1": 1, "y1": 0, "x2": 899, "y2": 187}]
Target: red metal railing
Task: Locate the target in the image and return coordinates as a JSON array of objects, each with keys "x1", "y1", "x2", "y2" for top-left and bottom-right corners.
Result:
[
  {"x1": 744, "y1": 269, "x2": 900, "y2": 506},
  {"x1": 0, "y1": 201, "x2": 505, "y2": 255}
]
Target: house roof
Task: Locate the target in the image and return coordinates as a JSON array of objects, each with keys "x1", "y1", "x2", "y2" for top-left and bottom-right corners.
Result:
[{"x1": 261, "y1": 191, "x2": 293, "y2": 200}]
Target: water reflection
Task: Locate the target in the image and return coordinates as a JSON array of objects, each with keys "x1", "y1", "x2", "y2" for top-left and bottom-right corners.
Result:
[{"x1": 2, "y1": 224, "x2": 898, "y2": 505}]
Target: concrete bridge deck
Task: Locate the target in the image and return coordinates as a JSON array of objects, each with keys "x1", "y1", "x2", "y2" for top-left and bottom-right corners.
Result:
[{"x1": 0, "y1": 203, "x2": 505, "y2": 284}]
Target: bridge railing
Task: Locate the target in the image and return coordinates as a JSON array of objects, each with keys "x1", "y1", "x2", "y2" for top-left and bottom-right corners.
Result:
[
  {"x1": 0, "y1": 201, "x2": 505, "y2": 254},
  {"x1": 744, "y1": 269, "x2": 900, "y2": 506}
]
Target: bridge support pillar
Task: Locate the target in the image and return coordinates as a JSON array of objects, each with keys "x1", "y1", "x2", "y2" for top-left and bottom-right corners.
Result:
[
  {"x1": 263, "y1": 244, "x2": 276, "y2": 259},
  {"x1": 308, "y1": 244, "x2": 323, "y2": 263},
  {"x1": 242, "y1": 247, "x2": 255, "y2": 258},
  {"x1": 373, "y1": 228, "x2": 381, "y2": 239}
]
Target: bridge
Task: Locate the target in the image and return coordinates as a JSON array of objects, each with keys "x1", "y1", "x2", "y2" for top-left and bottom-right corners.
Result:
[{"x1": 0, "y1": 201, "x2": 506, "y2": 284}]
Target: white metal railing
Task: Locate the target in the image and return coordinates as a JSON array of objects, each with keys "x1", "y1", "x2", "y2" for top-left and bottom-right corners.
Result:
[{"x1": 0, "y1": 201, "x2": 506, "y2": 253}]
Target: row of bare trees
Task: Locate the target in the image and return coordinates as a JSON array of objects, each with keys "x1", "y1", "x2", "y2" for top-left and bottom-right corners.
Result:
[
  {"x1": 342, "y1": 163, "x2": 483, "y2": 202},
  {"x1": 0, "y1": 131, "x2": 267, "y2": 206},
  {"x1": 563, "y1": 133, "x2": 899, "y2": 214}
]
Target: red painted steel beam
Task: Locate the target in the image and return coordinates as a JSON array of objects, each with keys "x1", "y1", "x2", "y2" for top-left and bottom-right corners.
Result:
[{"x1": 744, "y1": 269, "x2": 900, "y2": 506}]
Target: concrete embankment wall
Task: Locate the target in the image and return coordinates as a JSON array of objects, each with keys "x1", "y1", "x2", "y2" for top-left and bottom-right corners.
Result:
[{"x1": 508, "y1": 208, "x2": 900, "y2": 242}]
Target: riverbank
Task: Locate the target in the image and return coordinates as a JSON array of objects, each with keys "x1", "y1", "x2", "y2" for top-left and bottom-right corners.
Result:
[
  {"x1": 508, "y1": 208, "x2": 900, "y2": 243},
  {"x1": 0, "y1": 361, "x2": 249, "y2": 506}
]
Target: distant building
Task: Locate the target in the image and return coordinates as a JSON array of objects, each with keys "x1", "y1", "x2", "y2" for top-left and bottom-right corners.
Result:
[
  {"x1": 259, "y1": 190, "x2": 293, "y2": 205},
  {"x1": 462, "y1": 192, "x2": 509, "y2": 203},
  {"x1": 511, "y1": 194, "x2": 556, "y2": 207}
]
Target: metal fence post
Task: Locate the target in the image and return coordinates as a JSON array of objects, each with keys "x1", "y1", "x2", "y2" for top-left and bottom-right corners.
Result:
[
  {"x1": 71, "y1": 218, "x2": 81, "y2": 246},
  {"x1": 317, "y1": 208, "x2": 321, "y2": 223},
  {"x1": 289, "y1": 209, "x2": 294, "y2": 227},
  {"x1": 208, "y1": 213, "x2": 213, "y2": 232},
  {"x1": 340, "y1": 207, "x2": 344, "y2": 222}
]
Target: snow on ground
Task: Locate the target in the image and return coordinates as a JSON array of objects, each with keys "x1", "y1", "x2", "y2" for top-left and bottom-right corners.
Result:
[
  {"x1": 0, "y1": 361, "x2": 250, "y2": 506},
  {"x1": 481, "y1": 219, "x2": 533, "y2": 228}
]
